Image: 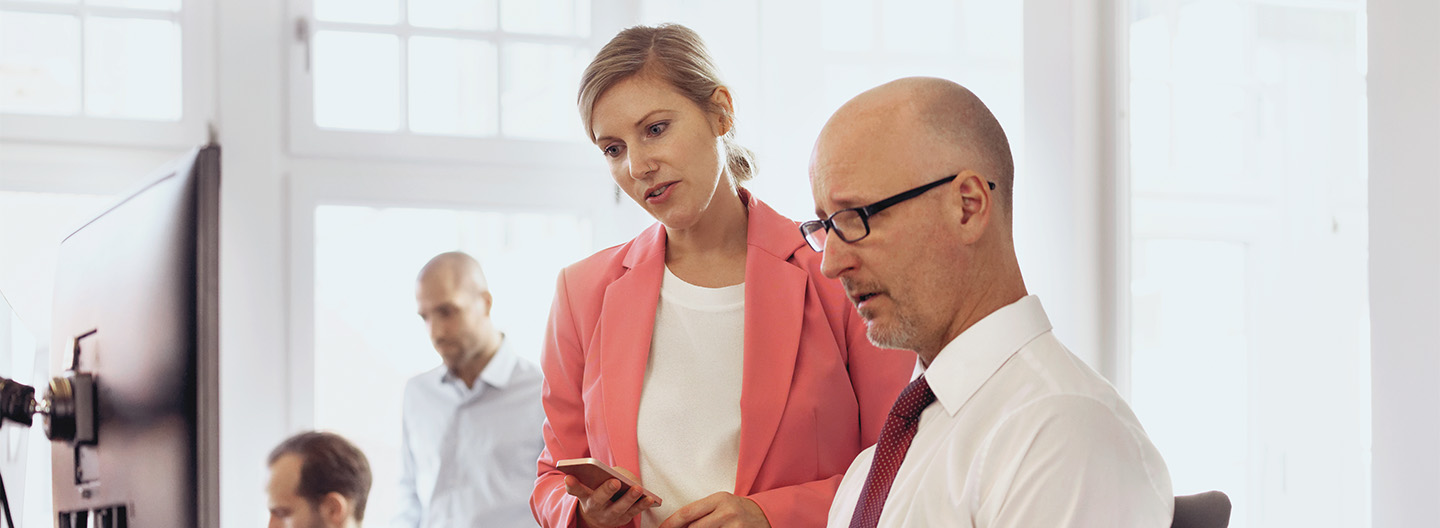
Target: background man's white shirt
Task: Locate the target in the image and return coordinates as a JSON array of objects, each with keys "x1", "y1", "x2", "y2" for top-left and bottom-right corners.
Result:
[
  {"x1": 396, "y1": 342, "x2": 546, "y2": 528},
  {"x1": 827, "y1": 296, "x2": 1173, "y2": 527}
]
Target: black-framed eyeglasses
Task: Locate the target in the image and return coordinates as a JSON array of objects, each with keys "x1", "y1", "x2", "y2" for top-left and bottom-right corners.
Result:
[{"x1": 799, "y1": 175, "x2": 994, "y2": 252}]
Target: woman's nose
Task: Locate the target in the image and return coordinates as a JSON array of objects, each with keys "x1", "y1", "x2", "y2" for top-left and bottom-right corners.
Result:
[{"x1": 627, "y1": 146, "x2": 656, "y2": 180}]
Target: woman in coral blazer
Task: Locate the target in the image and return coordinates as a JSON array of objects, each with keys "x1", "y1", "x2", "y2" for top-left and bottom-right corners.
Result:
[{"x1": 531, "y1": 24, "x2": 913, "y2": 528}]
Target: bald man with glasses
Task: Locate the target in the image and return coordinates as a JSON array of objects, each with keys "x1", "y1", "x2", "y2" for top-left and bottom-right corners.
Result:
[{"x1": 807, "y1": 77, "x2": 1174, "y2": 527}]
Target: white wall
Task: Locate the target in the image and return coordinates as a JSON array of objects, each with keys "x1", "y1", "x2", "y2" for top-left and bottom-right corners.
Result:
[
  {"x1": 1368, "y1": 0, "x2": 1440, "y2": 526},
  {"x1": 215, "y1": 0, "x2": 289, "y2": 525},
  {"x1": 1020, "y1": 0, "x2": 1110, "y2": 377}
]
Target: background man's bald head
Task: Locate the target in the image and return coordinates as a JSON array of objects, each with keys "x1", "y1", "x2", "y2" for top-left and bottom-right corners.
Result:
[
  {"x1": 819, "y1": 77, "x2": 1015, "y2": 220},
  {"x1": 418, "y1": 251, "x2": 490, "y2": 294}
]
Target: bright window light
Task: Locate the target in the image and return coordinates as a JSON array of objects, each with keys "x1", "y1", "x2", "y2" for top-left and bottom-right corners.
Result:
[
  {"x1": 311, "y1": 205, "x2": 594, "y2": 526},
  {"x1": 0, "y1": 12, "x2": 81, "y2": 116},
  {"x1": 312, "y1": 31, "x2": 401, "y2": 132},
  {"x1": 499, "y1": 42, "x2": 589, "y2": 142},
  {"x1": 314, "y1": 0, "x2": 398, "y2": 25},
  {"x1": 1125, "y1": 2, "x2": 1370, "y2": 526},
  {"x1": 408, "y1": 0, "x2": 497, "y2": 31},
  {"x1": 84, "y1": 16, "x2": 182, "y2": 121}
]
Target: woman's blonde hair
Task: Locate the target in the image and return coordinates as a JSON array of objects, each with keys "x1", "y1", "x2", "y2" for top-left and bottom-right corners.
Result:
[{"x1": 578, "y1": 23, "x2": 756, "y2": 184}]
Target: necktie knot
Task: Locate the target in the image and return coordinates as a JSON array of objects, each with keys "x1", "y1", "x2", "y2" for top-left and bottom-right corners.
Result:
[
  {"x1": 849, "y1": 374, "x2": 936, "y2": 528},
  {"x1": 890, "y1": 375, "x2": 936, "y2": 420}
]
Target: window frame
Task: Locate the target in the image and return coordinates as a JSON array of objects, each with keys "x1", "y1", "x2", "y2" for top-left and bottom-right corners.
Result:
[
  {"x1": 285, "y1": 159, "x2": 647, "y2": 428},
  {"x1": 284, "y1": 0, "x2": 634, "y2": 165},
  {"x1": 0, "y1": 0, "x2": 214, "y2": 148}
]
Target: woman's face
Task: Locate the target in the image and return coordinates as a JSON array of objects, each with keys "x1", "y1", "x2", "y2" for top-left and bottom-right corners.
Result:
[{"x1": 589, "y1": 74, "x2": 731, "y2": 230}]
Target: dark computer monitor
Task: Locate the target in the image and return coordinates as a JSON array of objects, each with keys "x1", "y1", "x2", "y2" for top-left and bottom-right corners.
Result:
[{"x1": 48, "y1": 145, "x2": 219, "y2": 527}]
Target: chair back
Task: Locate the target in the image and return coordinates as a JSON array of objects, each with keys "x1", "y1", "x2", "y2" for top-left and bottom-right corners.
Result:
[{"x1": 1170, "y1": 490, "x2": 1231, "y2": 528}]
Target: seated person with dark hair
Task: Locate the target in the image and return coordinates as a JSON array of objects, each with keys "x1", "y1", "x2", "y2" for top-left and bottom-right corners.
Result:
[{"x1": 268, "y1": 431, "x2": 374, "y2": 528}]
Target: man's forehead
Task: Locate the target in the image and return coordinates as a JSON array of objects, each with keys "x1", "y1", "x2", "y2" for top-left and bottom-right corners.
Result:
[
  {"x1": 268, "y1": 453, "x2": 303, "y2": 494},
  {"x1": 811, "y1": 162, "x2": 879, "y2": 214}
]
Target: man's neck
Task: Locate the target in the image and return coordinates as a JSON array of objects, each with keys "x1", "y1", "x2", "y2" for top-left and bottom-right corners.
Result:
[
  {"x1": 454, "y1": 332, "x2": 503, "y2": 389},
  {"x1": 922, "y1": 271, "x2": 1028, "y2": 366}
]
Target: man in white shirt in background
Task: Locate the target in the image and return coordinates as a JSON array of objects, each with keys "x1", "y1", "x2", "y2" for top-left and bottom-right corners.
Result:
[
  {"x1": 397, "y1": 251, "x2": 546, "y2": 528},
  {"x1": 805, "y1": 77, "x2": 1173, "y2": 527}
]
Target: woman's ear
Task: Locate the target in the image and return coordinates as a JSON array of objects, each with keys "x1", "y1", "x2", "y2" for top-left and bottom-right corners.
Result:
[{"x1": 709, "y1": 86, "x2": 735, "y2": 136}]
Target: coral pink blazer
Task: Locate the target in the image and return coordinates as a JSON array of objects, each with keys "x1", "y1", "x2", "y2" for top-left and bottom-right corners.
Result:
[{"x1": 530, "y1": 193, "x2": 913, "y2": 528}]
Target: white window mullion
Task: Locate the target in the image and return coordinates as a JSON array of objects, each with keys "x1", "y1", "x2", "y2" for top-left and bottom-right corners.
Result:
[
  {"x1": 493, "y1": 0, "x2": 505, "y2": 139},
  {"x1": 397, "y1": 13, "x2": 410, "y2": 134},
  {"x1": 78, "y1": 5, "x2": 88, "y2": 116},
  {"x1": 2, "y1": 0, "x2": 205, "y2": 147}
]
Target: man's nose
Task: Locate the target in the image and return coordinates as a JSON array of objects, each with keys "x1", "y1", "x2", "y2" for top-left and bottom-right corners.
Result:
[{"x1": 819, "y1": 230, "x2": 857, "y2": 279}]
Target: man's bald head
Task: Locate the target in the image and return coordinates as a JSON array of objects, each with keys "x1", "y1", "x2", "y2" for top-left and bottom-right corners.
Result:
[
  {"x1": 416, "y1": 251, "x2": 500, "y2": 385},
  {"x1": 809, "y1": 77, "x2": 1026, "y2": 360},
  {"x1": 816, "y1": 77, "x2": 1014, "y2": 221},
  {"x1": 417, "y1": 251, "x2": 490, "y2": 295}
]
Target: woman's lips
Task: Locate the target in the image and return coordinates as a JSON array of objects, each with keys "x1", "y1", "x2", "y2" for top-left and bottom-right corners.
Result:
[{"x1": 645, "y1": 181, "x2": 677, "y2": 204}]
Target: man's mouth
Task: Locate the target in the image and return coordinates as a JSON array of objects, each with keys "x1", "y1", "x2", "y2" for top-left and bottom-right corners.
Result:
[{"x1": 851, "y1": 292, "x2": 879, "y2": 306}]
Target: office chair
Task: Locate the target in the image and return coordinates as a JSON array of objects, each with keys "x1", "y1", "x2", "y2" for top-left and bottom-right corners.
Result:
[{"x1": 1170, "y1": 490, "x2": 1231, "y2": 528}]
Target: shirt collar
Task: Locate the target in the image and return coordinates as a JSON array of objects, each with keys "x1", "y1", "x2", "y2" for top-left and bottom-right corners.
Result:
[
  {"x1": 439, "y1": 336, "x2": 517, "y2": 390},
  {"x1": 923, "y1": 295, "x2": 1052, "y2": 416}
]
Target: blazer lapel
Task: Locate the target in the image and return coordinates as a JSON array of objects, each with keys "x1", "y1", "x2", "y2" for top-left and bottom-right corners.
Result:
[
  {"x1": 596, "y1": 225, "x2": 666, "y2": 478},
  {"x1": 734, "y1": 195, "x2": 809, "y2": 495}
]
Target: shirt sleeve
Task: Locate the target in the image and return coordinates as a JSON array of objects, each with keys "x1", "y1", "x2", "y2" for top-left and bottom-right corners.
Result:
[{"x1": 973, "y1": 394, "x2": 1174, "y2": 528}]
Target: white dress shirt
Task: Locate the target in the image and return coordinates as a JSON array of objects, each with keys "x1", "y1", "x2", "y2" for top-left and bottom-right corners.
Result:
[
  {"x1": 636, "y1": 267, "x2": 746, "y2": 528},
  {"x1": 827, "y1": 296, "x2": 1173, "y2": 527},
  {"x1": 395, "y1": 341, "x2": 546, "y2": 528}
]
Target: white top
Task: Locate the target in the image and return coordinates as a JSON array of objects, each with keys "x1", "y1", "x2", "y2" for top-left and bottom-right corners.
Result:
[
  {"x1": 636, "y1": 267, "x2": 746, "y2": 528},
  {"x1": 827, "y1": 296, "x2": 1173, "y2": 527},
  {"x1": 395, "y1": 340, "x2": 547, "y2": 528}
]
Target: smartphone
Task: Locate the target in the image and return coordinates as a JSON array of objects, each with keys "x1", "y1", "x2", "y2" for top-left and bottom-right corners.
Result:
[{"x1": 557, "y1": 458, "x2": 661, "y2": 504}]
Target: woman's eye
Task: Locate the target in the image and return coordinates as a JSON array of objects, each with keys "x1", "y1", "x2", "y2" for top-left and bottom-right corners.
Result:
[
  {"x1": 647, "y1": 122, "x2": 667, "y2": 136},
  {"x1": 603, "y1": 144, "x2": 622, "y2": 158}
]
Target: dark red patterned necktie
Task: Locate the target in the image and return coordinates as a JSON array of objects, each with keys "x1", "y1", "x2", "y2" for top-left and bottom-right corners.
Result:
[{"x1": 849, "y1": 375, "x2": 936, "y2": 528}]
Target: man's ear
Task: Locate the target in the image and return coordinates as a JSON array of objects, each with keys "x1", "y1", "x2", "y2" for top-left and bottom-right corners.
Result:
[
  {"x1": 952, "y1": 169, "x2": 991, "y2": 244},
  {"x1": 480, "y1": 290, "x2": 494, "y2": 317},
  {"x1": 709, "y1": 86, "x2": 735, "y2": 136},
  {"x1": 319, "y1": 492, "x2": 351, "y2": 527}
]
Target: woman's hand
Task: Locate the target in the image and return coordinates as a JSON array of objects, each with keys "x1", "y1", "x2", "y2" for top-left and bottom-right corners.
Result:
[
  {"x1": 656, "y1": 492, "x2": 770, "y2": 528},
  {"x1": 565, "y1": 470, "x2": 660, "y2": 528}
]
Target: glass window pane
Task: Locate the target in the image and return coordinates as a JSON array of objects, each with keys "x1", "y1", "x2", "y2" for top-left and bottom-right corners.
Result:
[
  {"x1": 312, "y1": 205, "x2": 593, "y2": 527},
  {"x1": 0, "y1": 12, "x2": 81, "y2": 116},
  {"x1": 820, "y1": 0, "x2": 874, "y2": 52},
  {"x1": 1173, "y1": 1, "x2": 1249, "y2": 80},
  {"x1": 958, "y1": 0, "x2": 1020, "y2": 61},
  {"x1": 881, "y1": 0, "x2": 954, "y2": 53},
  {"x1": 313, "y1": 31, "x2": 400, "y2": 132},
  {"x1": 315, "y1": 0, "x2": 398, "y2": 25},
  {"x1": 408, "y1": 37, "x2": 498, "y2": 137},
  {"x1": 1128, "y1": 79, "x2": 1172, "y2": 184},
  {"x1": 500, "y1": 43, "x2": 588, "y2": 141},
  {"x1": 499, "y1": 0, "x2": 589, "y2": 37},
  {"x1": 86, "y1": 0, "x2": 180, "y2": 11},
  {"x1": 1129, "y1": 238, "x2": 1249, "y2": 509},
  {"x1": 408, "y1": 0, "x2": 496, "y2": 31},
  {"x1": 1127, "y1": 3, "x2": 1370, "y2": 528},
  {"x1": 83, "y1": 17, "x2": 182, "y2": 120}
]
